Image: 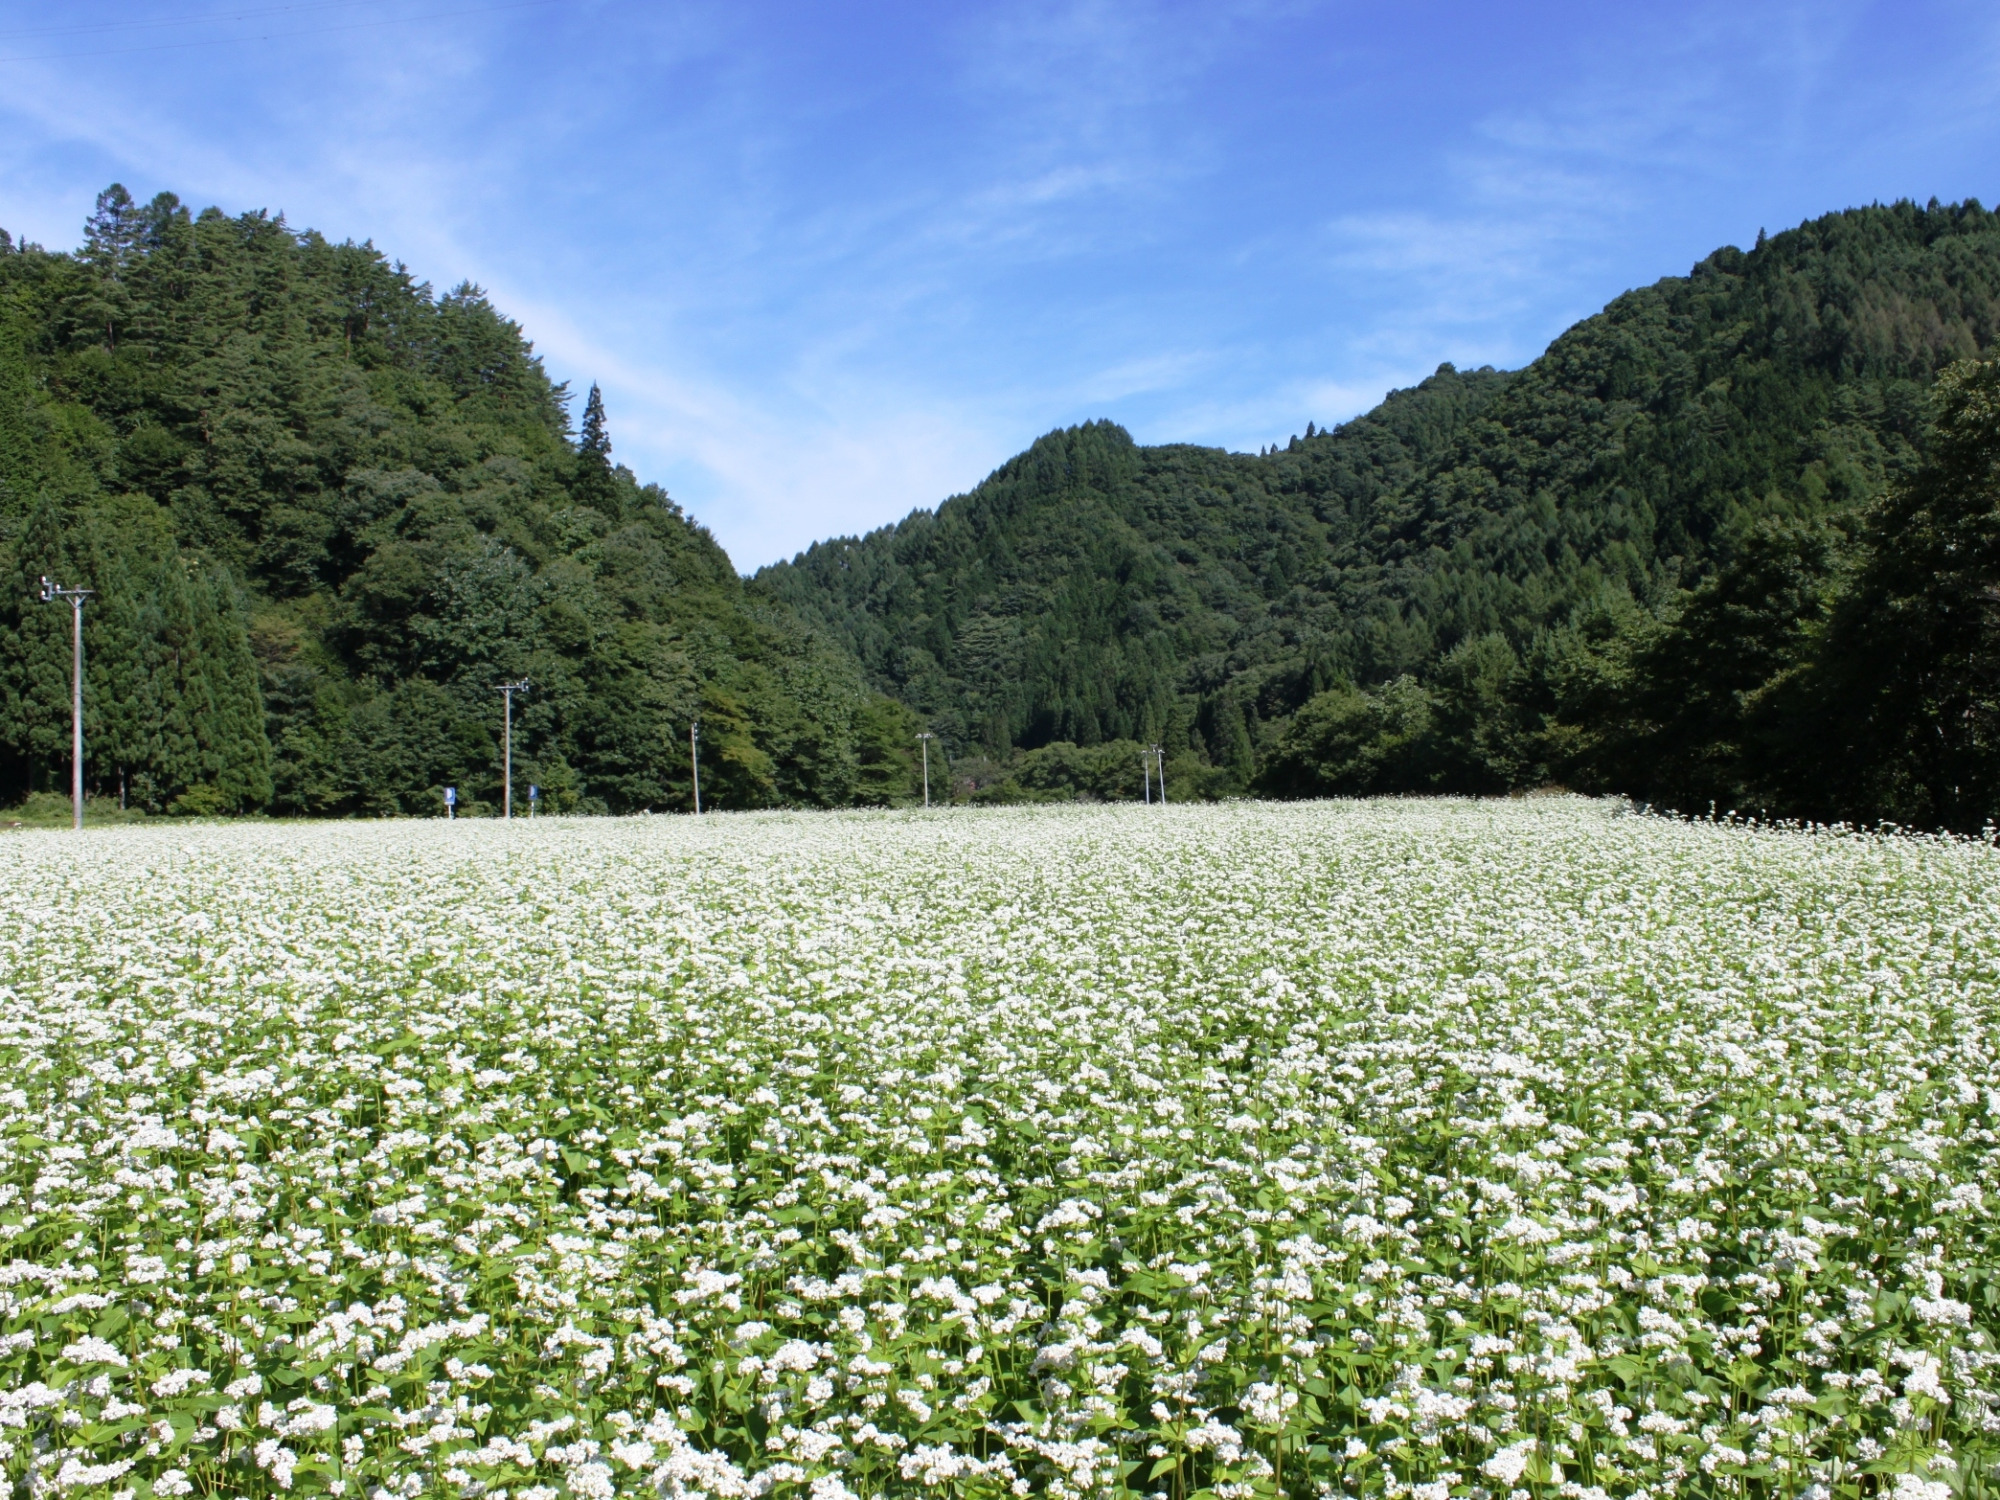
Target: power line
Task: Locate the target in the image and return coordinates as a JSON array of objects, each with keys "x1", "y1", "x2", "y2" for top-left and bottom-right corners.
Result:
[{"x1": 0, "y1": 0, "x2": 560, "y2": 65}]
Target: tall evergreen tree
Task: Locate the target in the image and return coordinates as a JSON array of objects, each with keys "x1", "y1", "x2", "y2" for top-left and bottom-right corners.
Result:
[
  {"x1": 576, "y1": 382, "x2": 617, "y2": 516},
  {"x1": 0, "y1": 496, "x2": 100, "y2": 795}
]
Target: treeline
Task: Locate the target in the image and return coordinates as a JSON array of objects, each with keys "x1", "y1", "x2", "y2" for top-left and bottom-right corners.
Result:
[
  {"x1": 760, "y1": 200, "x2": 2000, "y2": 829},
  {"x1": 0, "y1": 186, "x2": 924, "y2": 814},
  {"x1": 944, "y1": 740, "x2": 1231, "y2": 805}
]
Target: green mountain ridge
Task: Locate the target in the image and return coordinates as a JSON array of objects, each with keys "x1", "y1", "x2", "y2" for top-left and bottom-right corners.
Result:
[
  {"x1": 755, "y1": 198, "x2": 2000, "y2": 823},
  {"x1": 0, "y1": 185, "x2": 910, "y2": 814},
  {"x1": 2, "y1": 188, "x2": 1995, "y2": 824}
]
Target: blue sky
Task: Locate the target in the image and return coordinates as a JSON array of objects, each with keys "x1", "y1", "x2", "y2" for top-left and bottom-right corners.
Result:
[{"x1": 1, "y1": 1, "x2": 1997, "y2": 570}]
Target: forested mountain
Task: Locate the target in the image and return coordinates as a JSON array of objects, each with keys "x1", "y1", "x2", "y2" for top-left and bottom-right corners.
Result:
[
  {"x1": 0, "y1": 186, "x2": 916, "y2": 815},
  {"x1": 757, "y1": 199, "x2": 2000, "y2": 826},
  {"x1": 4, "y1": 188, "x2": 1994, "y2": 824},
  {"x1": 758, "y1": 377, "x2": 1508, "y2": 775}
]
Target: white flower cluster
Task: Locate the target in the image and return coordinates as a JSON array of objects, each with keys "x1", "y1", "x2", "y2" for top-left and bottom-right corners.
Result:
[{"x1": 0, "y1": 797, "x2": 1994, "y2": 1500}]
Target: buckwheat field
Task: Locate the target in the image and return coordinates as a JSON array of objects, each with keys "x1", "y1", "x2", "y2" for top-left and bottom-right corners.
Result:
[{"x1": 1, "y1": 799, "x2": 1996, "y2": 1500}]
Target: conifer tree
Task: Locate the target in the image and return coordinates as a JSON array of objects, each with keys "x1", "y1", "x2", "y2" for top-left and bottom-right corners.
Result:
[
  {"x1": 576, "y1": 382, "x2": 618, "y2": 516},
  {"x1": 75, "y1": 184, "x2": 142, "y2": 352},
  {"x1": 193, "y1": 566, "x2": 273, "y2": 809},
  {"x1": 81, "y1": 503, "x2": 153, "y2": 804}
]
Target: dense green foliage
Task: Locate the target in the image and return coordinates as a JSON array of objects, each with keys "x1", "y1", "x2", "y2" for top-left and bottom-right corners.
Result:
[
  {"x1": 1261, "y1": 355, "x2": 2000, "y2": 830},
  {"x1": 758, "y1": 200, "x2": 2000, "y2": 825},
  {"x1": 1563, "y1": 354, "x2": 2000, "y2": 829},
  {"x1": 0, "y1": 186, "x2": 893, "y2": 814},
  {"x1": 943, "y1": 739, "x2": 1225, "y2": 805},
  {"x1": 1796, "y1": 357, "x2": 2000, "y2": 825},
  {"x1": 6, "y1": 187, "x2": 1996, "y2": 823},
  {"x1": 0, "y1": 493, "x2": 269, "y2": 812}
]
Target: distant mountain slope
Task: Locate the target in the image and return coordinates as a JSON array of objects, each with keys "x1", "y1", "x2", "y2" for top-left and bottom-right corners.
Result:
[
  {"x1": 0, "y1": 186, "x2": 901, "y2": 814},
  {"x1": 756, "y1": 200, "x2": 2000, "y2": 781}
]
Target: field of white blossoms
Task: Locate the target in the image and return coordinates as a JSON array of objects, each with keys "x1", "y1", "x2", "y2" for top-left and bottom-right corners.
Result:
[{"x1": 0, "y1": 798, "x2": 1995, "y2": 1500}]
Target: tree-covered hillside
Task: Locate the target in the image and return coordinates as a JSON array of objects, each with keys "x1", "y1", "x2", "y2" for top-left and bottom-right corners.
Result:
[
  {"x1": 5, "y1": 188, "x2": 1994, "y2": 825},
  {"x1": 758, "y1": 373, "x2": 1507, "y2": 777},
  {"x1": 0, "y1": 186, "x2": 914, "y2": 814},
  {"x1": 757, "y1": 200, "x2": 2000, "y2": 824}
]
